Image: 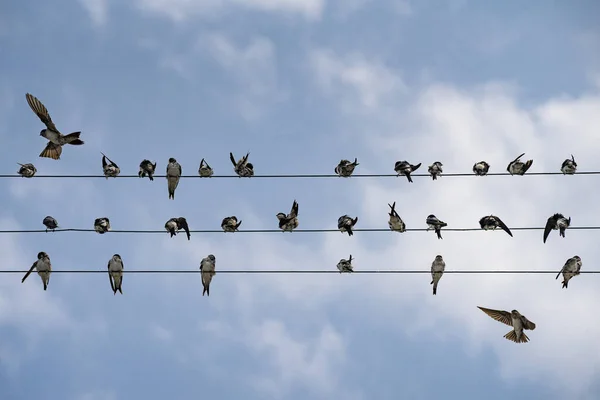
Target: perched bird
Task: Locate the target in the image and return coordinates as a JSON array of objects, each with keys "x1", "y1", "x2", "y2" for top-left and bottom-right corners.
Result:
[
  {"x1": 165, "y1": 217, "x2": 191, "y2": 240},
  {"x1": 338, "y1": 215, "x2": 359, "y2": 236},
  {"x1": 94, "y1": 217, "x2": 111, "y2": 234},
  {"x1": 22, "y1": 251, "x2": 52, "y2": 291},
  {"x1": 561, "y1": 155, "x2": 577, "y2": 175},
  {"x1": 17, "y1": 163, "x2": 37, "y2": 178},
  {"x1": 42, "y1": 216, "x2": 58, "y2": 232},
  {"x1": 166, "y1": 158, "x2": 182, "y2": 200},
  {"x1": 337, "y1": 255, "x2": 354, "y2": 273},
  {"x1": 506, "y1": 153, "x2": 533, "y2": 175},
  {"x1": 428, "y1": 161, "x2": 443, "y2": 180},
  {"x1": 221, "y1": 216, "x2": 242, "y2": 232},
  {"x1": 477, "y1": 306, "x2": 536, "y2": 344},
  {"x1": 200, "y1": 254, "x2": 216, "y2": 296},
  {"x1": 230, "y1": 152, "x2": 254, "y2": 177},
  {"x1": 472, "y1": 161, "x2": 490, "y2": 176},
  {"x1": 387, "y1": 202, "x2": 406, "y2": 233},
  {"x1": 335, "y1": 158, "x2": 359, "y2": 177},
  {"x1": 101, "y1": 152, "x2": 120, "y2": 178},
  {"x1": 426, "y1": 214, "x2": 447, "y2": 240},
  {"x1": 276, "y1": 200, "x2": 299, "y2": 232},
  {"x1": 543, "y1": 213, "x2": 571, "y2": 243},
  {"x1": 107, "y1": 254, "x2": 124, "y2": 295},
  {"x1": 394, "y1": 160, "x2": 421, "y2": 183},
  {"x1": 138, "y1": 159, "x2": 157, "y2": 181},
  {"x1": 479, "y1": 215, "x2": 513, "y2": 237},
  {"x1": 556, "y1": 255, "x2": 582, "y2": 289},
  {"x1": 198, "y1": 158, "x2": 214, "y2": 177},
  {"x1": 430, "y1": 255, "x2": 445, "y2": 295},
  {"x1": 25, "y1": 93, "x2": 84, "y2": 160}
]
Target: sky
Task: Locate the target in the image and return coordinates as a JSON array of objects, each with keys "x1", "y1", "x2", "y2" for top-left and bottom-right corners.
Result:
[{"x1": 1, "y1": 0, "x2": 600, "y2": 399}]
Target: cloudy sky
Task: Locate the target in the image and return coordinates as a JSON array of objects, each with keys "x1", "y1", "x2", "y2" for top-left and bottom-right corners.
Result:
[{"x1": 1, "y1": 0, "x2": 600, "y2": 399}]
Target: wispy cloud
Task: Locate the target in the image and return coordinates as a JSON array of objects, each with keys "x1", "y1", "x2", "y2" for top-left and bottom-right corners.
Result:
[{"x1": 78, "y1": 0, "x2": 109, "y2": 27}]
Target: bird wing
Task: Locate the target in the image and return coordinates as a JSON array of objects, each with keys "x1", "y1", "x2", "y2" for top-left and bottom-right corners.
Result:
[
  {"x1": 108, "y1": 261, "x2": 115, "y2": 292},
  {"x1": 21, "y1": 261, "x2": 37, "y2": 283},
  {"x1": 411, "y1": 163, "x2": 422, "y2": 171},
  {"x1": 39, "y1": 142, "x2": 62, "y2": 160},
  {"x1": 291, "y1": 200, "x2": 299, "y2": 217},
  {"x1": 178, "y1": 217, "x2": 190, "y2": 240},
  {"x1": 495, "y1": 216, "x2": 513, "y2": 237},
  {"x1": 556, "y1": 261, "x2": 567, "y2": 280},
  {"x1": 229, "y1": 152, "x2": 237, "y2": 167},
  {"x1": 477, "y1": 306, "x2": 513, "y2": 327},
  {"x1": 101, "y1": 152, "x2": 118, "y2": 168},
  {"x1": 26, "y1": 93, "x2": 58, "y2": 132},
  {"x1": 102, "y1": 154, "x2": 108, "y2": 169},
  {"x1": 543, "y1": 216, "x2": 555, "y2": 243},
  {"x1": 521, "y1": 316, "x2": 536, "y2": 330},
  {"x1": 177, "y1": 163, "x2": 182, "y2": 175},
  {"x1": 512, "y1": 153, "x2": 525, "y2": 163}
]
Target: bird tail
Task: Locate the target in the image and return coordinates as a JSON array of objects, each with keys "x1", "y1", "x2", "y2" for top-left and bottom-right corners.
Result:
[
  {"x1": 559, "y1": 228, "x2": 565, "y2": 238},
  {"x1": 523, "y1": 160, "x2": 533, "y2": 173},
  {"x1": 432, "y1": 175, "x2": 437, "y2": 180},
  {"x1": 347, "y1": 228, "x2": 353, "y2": 236},
  {"x1": 432, "y1": 281, "x2": 438, "y2": 295},
  {"x1": 64, "y1": 132, "x2": 84, "y2": 145},
  {"x1": 562, "y1": 279, "x2": 568, "y2": 289},
  {"x1": 436, "y1": 229, "x2": 443, "y2": 240},
  {"x1": 504, "y1": 330, "x2": 529, "y2": 343},
  {"x1": 168, "y1": 177, "x2": 179, "y2": 199},
  {"x1": 404, "y1": 172, "x2": 413, "y2": 183}
]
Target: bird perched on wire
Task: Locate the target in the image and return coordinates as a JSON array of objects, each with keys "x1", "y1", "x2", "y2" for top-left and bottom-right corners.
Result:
[
  {"x1": 479, "y1": 215, "x2": 513, "y2": 237},
  {"x1": 166, "y1": 158, "x2": 182, "y2": 200},
  {"x1": 556, "y1": 255, "x2": 582, "y2": 289},
  {"x1": 506, "y1": 153, "x2": 533, "y2": 175},
  {"x1": 430, "y1": 255, "x2": 445, "y2": 295},
  {"x1": 338, "y1": 215, "x2": 359, "y2": 236},
  {"x1": 337, "y1": 255, "x2": 354, "y2": 273},
  {"x1": 276, "y1": 200, "x2": 299, "y2": 232},
  {"x1": 94, "y1": 217, "x2": 111, "y2": 234},
  {"x1": 428, "y1": 162, "x2": 443, "y2": 180},
  {"x1": 472, "y1": 161, "x2": 490, "y2": 176},
  {"x1": 221, "y1": 216, "x2": 242, "y2": 232},
  {"x1": 394, "y1": 160, "x2": 421, "y2": 183},
  {"x1": 200, "y1": 254, "x2": 216, "y2": 296},
  {"x1": 101, "y1": 152, "x2": 120, "y2": 178},
  {"x1": 22, "y1": 251, "x2": 52, "y2": 291},
  {"x1": 387, "y1": 202, "x2": 406, "y2": 233},
  {"x1": 17, "y1": 163, "x2": 37, "y2": 178},
  {"x1": 426, "y1": 214, "x2": 447, "y2": 239},
  {"x1": 543, "y1": 213, "x2": 571, "y2": 243},
  {"x1": 561, "y1": 155, "x2": 577, "y2": 175},
  {"x1": 42, "y1": 216, "x2": 58, "y2": 232},
  {"x1": 165, "y1": 217, "x2": 191, "y2": 240},
  {"x1": 230, "y1": 152, "x2": 254, "y2": 177},
  {"x1": 335, "y1": 158, "x2": 359, "y2": 177},
  {"x1": 107, "y1": 254, "x2": 124, "y2": 295},
  {"x1": 477, "y1": 306, "x2": 536, "y2": 343},
  {"x1": 139, "y1": 159, "x2": 157, "y2": 181},
  {"x1": 25, "y1": 93, "x2": 84, "y2": 160},
  {"x1": 198, "y1": 158, "x2": 214, "y2": 177}
]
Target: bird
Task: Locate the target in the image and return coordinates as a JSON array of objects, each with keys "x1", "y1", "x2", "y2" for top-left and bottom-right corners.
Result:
[
  {"x1": 276, "y1": 200, "x2": 299, "y2": 232},
  {"x1": 335, "y1": 158, "x2": 359, "y2": 177},
  {"x1": 338, "y1": 215, "x2": 359, "y2": 236},
  {"x1": 394, "y1": 160, "x2": 421, "y2": 183},
  {"x1": 139, "y1": 159, "x2": 157, "y2": 181},
  {"x1": 479, "y1": 215, "x2": 513, "y2": 237},
  {"x1": 94, "y1": 217, "x2": 111, "y2": 234},
  {"x1": 21, "y1": 251, "x2": 52, "y2": 291},
  {"x1": 198, "y1": 158, "x2": 214, "y2": 177},
  {"x1": 430, "y1": 255, "x2": 445, "y2": 295},
  {"x1": 221, "y1": 216, "x2": 242, "y2": 232},
  {"x1": 561, "y1": 155, "x2": 577, "y2": 175},
  {"x1": 556, "y1": 255, "x2": 582, "y2": 289},
  {"x1": 506, "y1": 153, "x2": 533, "y2": 175},
  {"x1": 428, "y1": 161, "x2": 443, "y2": 180},
  {"x1": 101, "y1": 152, "x2": 120, "y2": 178},
  {"x1": 426, "y1": 214, "x2": 447, "y2": 239},
  {"x1": 337, "y1": 255, "x2": 354, "y2": 273},
  {"x1": 42, "y1": 216, "x2": 58, "y2": 232},
  {"x1": 25, "y1": 93, "x2": 84, "y2": 160},
  {"x1": 17, "y1": 163, "x2": 37, "y2": 178},
  {"x1": 166, "y1": 158, "x2": 182, "y2": 200},
  {"x1": 230, "y1": 152, "x2": 254, "y2": 177},
  {"x1": 200, "y1": 254, "x2": 216, "y2": 296},
  {"x1": 543, "y1": 213, "x2": 571, "y2": 243},
  {"x1": 472, "y1": 161, "x2": 490, "y2": 176},
  {"x1": 107, "y1": 254, "x2": 124, "y2": 295},
  {"x1": 477, "y1": 306, "x2": 536, "y2": 343},
  {"x1": 387, "y1": 202, "x2": 406, "y2": 233},
  {"x1": 164, "y1": 217, "x2": 191, "y2": 240}
]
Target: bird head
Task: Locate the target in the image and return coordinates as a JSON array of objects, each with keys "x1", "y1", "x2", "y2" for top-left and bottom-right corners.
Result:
[
  {"x1": 168, "y1": 157, "x2": 176, "y2": 163},
  {"x1": 207, "y1": 254, "x2": 216, "y2": 262},
  {"x1": 276, "y1": 213, "x2": 286, "y2": 220},
  {"x1": 37, "y1": 251, "x2": 48, "y2": 259},
  {"x1": 113, "y1": 254, "x2": 121, "y2": 261}
]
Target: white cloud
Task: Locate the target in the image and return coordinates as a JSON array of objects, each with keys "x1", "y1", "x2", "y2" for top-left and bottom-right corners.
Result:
[{"x1": 78, "y1": 0, "x2": 109, "y2": 27}]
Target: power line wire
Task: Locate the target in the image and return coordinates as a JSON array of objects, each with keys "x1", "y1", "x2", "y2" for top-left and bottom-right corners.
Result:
[{"x1": 5, "y1": 270, "x2": 600, "y2": 274}]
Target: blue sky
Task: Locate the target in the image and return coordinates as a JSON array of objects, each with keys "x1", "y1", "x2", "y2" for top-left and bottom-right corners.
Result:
[{"x1": 1, "y1": 0, "x2": 600, "y2": 399}]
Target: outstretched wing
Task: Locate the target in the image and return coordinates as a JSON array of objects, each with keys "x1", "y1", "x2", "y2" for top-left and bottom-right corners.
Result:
[
  {"x1": 229, "y1": 152, "x2": 237, "y2": 167},
  {"x1": 521, "y1": 316, "x2": 536, "y2": 330},
  {"x1": 21, "y1": 261, "x2": 37, "y2": 283},
  {"x1": 477, "y1": 306, "x2": 513, "y2": 327},
  {"x1": 543, "y1": 216, "x2": 555, "y2": 243},
  {"x1": 26, "y1": 93, "x2": 58, "y2": 132}
]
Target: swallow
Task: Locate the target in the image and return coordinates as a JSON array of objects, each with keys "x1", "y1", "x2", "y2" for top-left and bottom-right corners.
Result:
[
  {"x1": 200, "y1": 254, "x2": 216, "y2": 296},
  {"x1": 561, "y1": 155, "x2": 577, "y2": 175},
  {"x1": 221, "y1": 216, "x2": 242, "y2": 232},
  {"x1": 430, "y1": 255, "x2": 445, "y2": 295},
  {"x1": 479, "y1": 215, "x2": 513, "y2": 237},
  {"x1": 42, "y1": 216, "x2": 58, "y2": 232},
  {"x1": 25, "y1": 93, "x2": 84, "y2": 160},
  {"x1": 426, "y1": 214, "x2": 447, "y2": 239},
  {"x1": 556, "y1": 255, "x2": 582, "y2": 289},
  {"x1": 139, "y1": 159, "x2": 157, "y2": 181},
  {"x1": 543, "y1": 213, "x2": 571, "y2": 243},
  {"x1": 230, "y1": 152, "x2": 254, "y2": 177},
  {"x1": 21, "y1": 251, "x2": 52, "y2": 291},
  {"x1": 166, "y1": 158, "x2": 182, "y2": 200},
  {"x1": 387, "y1": 202, "x2": 406, "y2": 232},
  {"x1": 165, "y1": 217, "x2": 191, "y2": 240},
  {"x1": 337, "y1": 254, "x2": 354, "y2": 273},
  {"x1": 473, "y1": 161, "x2": 490, "y2": 176},
  {"x1": 101, "y1": 152, "x2": 120, "y2": 178},
  {"x1": 477, "y1": 306, "x2": 536, "y2": 343},
  {"x1": 17, "y1": 163, "x2": 37, "y2": 178},
  {"x1": 94, "y1": 217, "x2": 111, "y2": 234},
  {"x1": 338, "y1": 215, "x2": 359, "y2": 236},
  {"x1": 394, "y1": 160, "x2": 421, "y2": 183},
  {"x1": 276, "y1": 200, "x2": 299, "y2": 232},
  {"x1": 198, "y1": 158, "x2": 214, "y2": 177},
  {"x1": 428, "y1": 161, "x2": 443, "y2": 180},
  {"x1": 107, "y1": 254, "x2": 124, "y2": 295},
  {"x1": 506, "y1": 153, "x2": 533, "y2": 175},
  {"x1": 335, "y1": 158, "x2": 359, "y2": 177}
]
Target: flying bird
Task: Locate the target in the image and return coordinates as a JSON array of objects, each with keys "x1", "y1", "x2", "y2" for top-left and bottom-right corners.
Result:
[
  {"x1": 338, "y1": 215, "x2": 359, "y2": 236},
  {"x1": 430, "y1": 255, "x2": 445, "y2": 295},
  {"x1": 166, "y1": 158, "x2": 182, "y2": 200},
  {"x1": 426, "y1": 214, "x2": 447, "y2": 240},
  {"x1": 276, "y1": 200, "x2": 299, "y2": 232},
  {"x1": 21, "y1": 251, "x2": 52, "y2": 291},
  {"x1": 472, "y1": 161, "x2": 490, "y2": 176},
  {"x1": 198, "y1": 158, "x2": 214, "y2": 177},
  {"x1": 543, "y1": 213, "x2": 571, "y2": 243},
  {"x1": 335, "y1": 158, "x2": 359, "y2": 177},
  {"x1": 221, "y1": 216, "x2": 242, "y2": 232},
  {"x1": 230, "y1": 152, "x2": 254, "y2": 177},
  {"x1": 139, "y1": 159, "x2": 157, "y2": 181},
  {"x1": 42, "y1": 216, "x2": 58, "y2": 232},
  {"x1": 387, "y1": 202, "x2": 406, "y2": 233},
  {"x1": 107, "y1": 254, "x2": 124, "y2": 295},
  {"x1": 25, "y1": 93, "x2": 84, "y2": 160},
  {"x1": 337, "y1": 255, "x2": 354, "y2": 273},
  {"x1": 428, "y1": 161, "x2": 443, "y2": 180},
  {"x1": 506, "y1": 153, "x2": 533, "y2": 175},
  {"x1": 94, "y1": 217, "x2": 111, "y2": 234},
  {"x1": 561, "y1": 155, "x2": 577, "y2": 175},
  {"x1": 477, "y1": 306, "x2": 536, "y2": 343},
  {"x1": 200, "y1": 254, "x2": 216, "y2": 296},
  {"x1": 394, "y1": 160, "x2": 421, "y2": 183},
  {"x1": 17, "y1": 163, "x2": 37, "y2": 178},
  {"x1": 479, "y1": 215, "x2": 513, "y2": 237},
  {"x1": 556, "y1": 255, "x2": 582, "y2": 289},
  {"x1": 101, "y1": 152, "x2": 120, "y2": 178},
  {"x1": 165, "y1": 217, "x2": 191, "y2": 240}
]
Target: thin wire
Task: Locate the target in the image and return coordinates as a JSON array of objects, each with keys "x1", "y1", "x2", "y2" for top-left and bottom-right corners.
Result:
[{"x1": 5, "y1": 270, "x2": 600, "y2": 274}]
